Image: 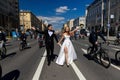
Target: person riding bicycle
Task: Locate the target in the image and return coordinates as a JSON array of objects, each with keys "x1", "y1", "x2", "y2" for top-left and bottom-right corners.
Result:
[
  {"x1": 0, "y1": 29, "x2": 7, "y2": 48},
  {"x1": 0, "y1": 29, "x2": 7, "y2": 58},
  {"x1": 116, "y1": 31, "x2": 120, "y2": 39},
  {"x1": 89, "y1": 27, "x2": 106, "y2": 54},
  {"x1": 20, "y1": 31, "x2": 27, "y2": 46}
]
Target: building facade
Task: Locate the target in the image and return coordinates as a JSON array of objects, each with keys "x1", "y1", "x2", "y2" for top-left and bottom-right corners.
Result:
[
  {"x1": 20, "y1": 11, "x2": 42, "y2": 31},
  {"x1": 86, "y1": 0, "x2": 102, "y2": 31},
  {"x1": 0, "y1": 0, "x2": 19, "y2": 30},
  {"x1": 106, "y1": 0, "x2": 120, "y2": 35},
  {"x1": 86, "y1": 0, "x2": 120, "y2": 36},
  {"x1": 67, "y1": 19, "x2": 74, "y2": 30},
  {"x1": 73, "y1": 16, "x2": 85, "y2": 29}
]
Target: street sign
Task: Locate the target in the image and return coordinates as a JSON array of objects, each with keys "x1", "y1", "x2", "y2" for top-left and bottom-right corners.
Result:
[
  {"x1": 107, "y1": 23, "x2": 110, "y2": 28},
  {"x1": 111, "y1": 14, "x2": 114, "y2": 19}
]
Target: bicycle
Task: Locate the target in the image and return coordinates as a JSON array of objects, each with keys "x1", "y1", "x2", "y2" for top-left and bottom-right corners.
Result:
[
  {"x1": 115, "y1": 51, "x2": 120, "y2": 63},
  {"x1": 0, "y1": 65, "x2": 2, "y2": 78},
  {"x1": 19, "y1": 40, "x2": 27, "y2": 51},
  {"x1": 87, "y1": 42, "x2": 111, "y2": 68},
  {"x1": 114, "y1": 39, "x2": 120, "y2": 45}
]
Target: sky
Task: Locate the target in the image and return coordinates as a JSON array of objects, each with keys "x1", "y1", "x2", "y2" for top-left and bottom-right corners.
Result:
[{"x1": 19, "y1": 0, "x2": 94, "y2": 30}]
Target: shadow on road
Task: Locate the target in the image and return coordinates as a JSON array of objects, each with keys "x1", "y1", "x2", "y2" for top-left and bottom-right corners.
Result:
[
  {"x1": 19, "y1": 46, "x2": 31, "y2": 51},
  {"x1": 83, "y1": 54, "x2": 94, "y2": 60},
  {"x1": 111, "y1": 59, "x2": 120, "y2": 66},
  {"x1": 0, "y1": 52, "x2": 17, "y2": 60},
  {"x1": 6, "y1": 52, "x2": 17, "y2": 58},
  {"x1": 24, "y1": 46, "x2": 31, "y2": 49},
  {"x1": 83, "y1": 54, "x2": 110, "y2": 68},
  {"x1": 1, "y1": 70, "x2": 20, "y2": 80}
]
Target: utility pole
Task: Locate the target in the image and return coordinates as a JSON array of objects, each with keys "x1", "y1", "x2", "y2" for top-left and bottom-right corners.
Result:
[
  {"x1": 85, "y1": 4, "x2": 89, "y2": 30},
  {"x1": 107, "y1": 0, "x2": 110, "y2": 39},
  {"x1": 101, "y1": 0, "x2": 104, "y2": 32}
]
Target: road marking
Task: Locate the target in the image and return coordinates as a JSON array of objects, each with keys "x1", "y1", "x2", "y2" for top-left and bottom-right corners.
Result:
[
  {"x1": 81, "y1": 48, "x2": 87, "y2": 54},
  {"x1": 112, "y1": 48, "x2": 119, "y2": 51},
  {"x1": 32, "y1": 50, "x2": 46, "y2": 80},
  {"x1": 71, "y1": 62, "x2": 86, "y2": 80},
  {"x1": 109, "y1": 44, "x2": 120, "y2": 48},
  {"x1": 81, "y1": 48, "x2": 120, "y2": 71}
]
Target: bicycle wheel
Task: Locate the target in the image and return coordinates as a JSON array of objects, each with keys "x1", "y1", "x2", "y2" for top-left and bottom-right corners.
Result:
[
  {"x1": 87, "y1": 47, "x2": 92, "y2": 54},
  {"x1": 114, "y1": 40, "x2": 119, "y2": 45},
  {"x1": 115, "y1": 51, "x2": 120, "y2": 62},
  {"x1": 0, "y1": 65, "x2": 2, "y2": 78},
  {"x1": 100, "y1": 51, "x2": 111, "y2": 68}
]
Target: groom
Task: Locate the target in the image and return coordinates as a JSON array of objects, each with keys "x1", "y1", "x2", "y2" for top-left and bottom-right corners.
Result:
[{"x1": 35, "y1": 24, "x2": 58, "y2": 65}]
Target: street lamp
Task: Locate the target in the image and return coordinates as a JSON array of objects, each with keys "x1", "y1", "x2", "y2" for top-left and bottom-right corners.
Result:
[
  {"x1": 107, "y1": 0, "x2": 110, "y2": 39},
  {"x1": 101, "y1": 0, "x2": 104, "y2": 32},
  {"x1": 85, "y1": 4, "x2": 89, "y2": 29}
]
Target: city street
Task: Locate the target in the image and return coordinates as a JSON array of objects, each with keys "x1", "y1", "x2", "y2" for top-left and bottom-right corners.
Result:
[
  {"x1": 1, "y1": 38, "x2": 120, "y2": 80},
  {"x1": 1, "y1": 0, "x2": 120, "y2": 80}
]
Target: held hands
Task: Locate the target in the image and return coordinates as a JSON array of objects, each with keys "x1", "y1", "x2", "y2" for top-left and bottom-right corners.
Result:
[
  {"x1": 57, "y1": 42, "x2": 61, "y2": 47},
  {"x1": 95, "y1": 41, "x2": 98, "y2": 45},
  {"x1": 31, "y1": 27, "x2": 36, "y2": 30},
  {"x1": 76, "y1": 26, "x2": 79, "y2": 30}
]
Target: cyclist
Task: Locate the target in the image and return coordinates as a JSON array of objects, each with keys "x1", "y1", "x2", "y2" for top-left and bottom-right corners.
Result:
[
  {"x1": 89, "y1": 27, "x2": 106, "y2": 54},
  {"x1": 116, "y1": 31, "x2": 120, "y2": 40},
  {"x1": 0, "y1": 29, "x2": 7, "y2": 57},
  {"x1": 20, "y1": 31, "x2": 27, "y2": 46}
]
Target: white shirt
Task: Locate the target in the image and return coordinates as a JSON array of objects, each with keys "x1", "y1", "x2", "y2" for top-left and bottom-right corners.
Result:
[{"x1": 48, "y1": 30, "x2": 53, "y2": 36}]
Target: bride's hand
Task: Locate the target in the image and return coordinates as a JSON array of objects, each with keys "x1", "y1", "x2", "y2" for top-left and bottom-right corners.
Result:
[
  {"x1": 57, "y1": 43, "x2": 61, "y2": 47},
  {"x1": 76, "y1": 26, "x2": 79, "y2": 30}
]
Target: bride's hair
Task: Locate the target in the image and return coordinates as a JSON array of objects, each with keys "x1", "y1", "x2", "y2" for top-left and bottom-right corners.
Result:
[{"x1": 63, "y1": 26, "x2": 70, "y2": 35}]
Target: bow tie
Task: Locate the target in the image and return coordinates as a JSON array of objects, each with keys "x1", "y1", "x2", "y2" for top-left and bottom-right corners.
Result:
[{"x1": 48, "y1": 30, "x2": 53, "y2": 31}]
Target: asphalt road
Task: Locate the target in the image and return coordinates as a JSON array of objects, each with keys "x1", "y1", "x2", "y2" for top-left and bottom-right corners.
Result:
[{"x1": 1, "y1": 38, "x2": 120, "y2": 80}]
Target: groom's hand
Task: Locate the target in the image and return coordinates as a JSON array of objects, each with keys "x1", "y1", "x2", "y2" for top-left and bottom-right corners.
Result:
[
  {"x1": 31, "y1": 27, "x2": 36, "y2": 30},
  {"x1": 57, "y1": 43, "x2": 61, "y2": 47}
]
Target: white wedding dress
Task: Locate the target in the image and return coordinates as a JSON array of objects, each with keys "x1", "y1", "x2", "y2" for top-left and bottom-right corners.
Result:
[{"x1": 56, "y1": 35, "x2": 77, "y2": 65}]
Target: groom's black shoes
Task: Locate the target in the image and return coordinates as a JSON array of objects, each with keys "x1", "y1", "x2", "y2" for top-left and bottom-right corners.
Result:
[
  {"x1": 47, "y1": 56, "x2": 51, "y2": 66},
  {"x1": 48, "y1": 61, "x2": 51, "y2": 66}
]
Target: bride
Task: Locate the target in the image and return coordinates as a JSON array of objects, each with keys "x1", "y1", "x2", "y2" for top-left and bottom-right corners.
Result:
[{"x1": 56, "y1": 26, "x2": 79, "y2": 67}]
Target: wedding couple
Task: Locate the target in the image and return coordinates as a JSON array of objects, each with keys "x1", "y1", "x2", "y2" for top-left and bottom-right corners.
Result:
[{"x1": 34, "y1": 24, "x2": 78, "y2": 66}]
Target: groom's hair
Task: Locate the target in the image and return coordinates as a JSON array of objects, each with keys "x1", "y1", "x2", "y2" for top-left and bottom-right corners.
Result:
[{"x1": 48, "y1": 24, "x2": 52, "y2": 28}]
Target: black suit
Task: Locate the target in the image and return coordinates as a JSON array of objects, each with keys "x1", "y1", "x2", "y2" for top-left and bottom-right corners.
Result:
[{"x1": 37, "y1": 30, "x2": 58, "y2": 65}]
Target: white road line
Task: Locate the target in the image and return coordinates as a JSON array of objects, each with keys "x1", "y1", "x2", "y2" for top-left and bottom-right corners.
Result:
[
  {"x1": 71, "y1": 62, "x2": 86, "y2": 80},
  {"x1": 111, "y1": 64, "x2": 120, "y2": 71},
  {"x1": 32, "y1": 50, "x2": 46, "y2": 80},
  {"x1": 109, "y1": 44, "x2": 120, "y2": 48},
  {"x1": 112, "y1": 48, "x2": 119, "y2": 51},
  {"x1": 81, "y1": 48, "x2": 87, "y2": 54},
  {"x1": 81, "y1": 48, "x2": 120, "y2": 71}
]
